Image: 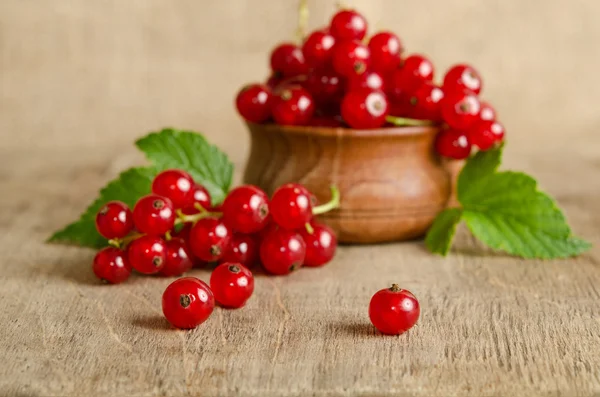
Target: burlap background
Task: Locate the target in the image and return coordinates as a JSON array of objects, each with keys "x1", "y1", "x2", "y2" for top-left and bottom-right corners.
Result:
[{"x1": 1, "y1": 1, "x2": 599, "y2": 396}]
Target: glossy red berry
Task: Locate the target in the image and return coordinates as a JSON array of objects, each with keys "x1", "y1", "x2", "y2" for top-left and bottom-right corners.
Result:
[
  {"x1": 95, "y1": 201, "x2": 133, "y2": 239},
  {"x1": 159, "y1": 238, "x2": 193, "y2": 277},
  {"x1": 302, "y1": 30, "x2": 336, "y2": 68},
  {"x1": 210, "y1": 263, "x2": 254, "y2": 308},
  {"x1": 260, "y1": 229, "x2": 306, "y2": 275},
  {"x1": 152, "y1": 169, "x2": 195, "y2": 209},
  {"x1": 181, "y1": 184, "x2": 212, "y2": 215},
  {"x1": 435, "y1": 129, "x2": 472, "y2": 159},
  {"x1": 341, "y1": 89, "x2": 389, "y2": 129},
  {"x1": 469, "y1": 120, "x2": 505, "y2": 150},
  {"x1": 441, "y1": 90, "x2": 481, "y2": 130},
  {"x1": 271, "y1": 87, "x2": 315, "y2": 126},
  {"x1": 400, "y1": 54, "x2": 434, "y2": 90},
  {"x1": 222, "y1": 185, "x2": 270, "y2": 233},
  {"x1": 270, "y1": 183, "x2": 314, "y2": 230},
  {"x1": 270, "y1": 43, "x2": 307, "y2": 78},
  {"x1": 305, "y1": 69, "x2": 345, "y2": 107},
  {"x1": 443, "y1": 64, "x2": 482, "y2": 96},
  {"x1": 188, "y1": 217, "x2": 231, "y2": 262},
  {"x1": 368, "y1": 31, "x2": 403, "y2": 73},
  {"x1": 93, "y1": 247, "x2": 131, "y2": 284},
  {"x1": 127, "y1": 235, "x2": 167, "y2": 274},
  {"x1": 332, "y1": 40, "x2": 371, "y2": 78},
  {"x1": 479, "y1": 101, "x2": 496, "y2": 121},
  {"x1": 330, "y1": 10, "x2": 367, "y2": 41},
  {"x1": 299, "y1": 222, "x2": 337, "y2": 267},
  {"x1": 369, "y1": 284, "x2": 420, "y2": 335},
  {"x1": 386, "y1": 68, "x2": 420, "y2": 105},
  {"x1": 411, "y1": 82, "x2": 445, "y2": 121},
  {"x1": 347, "y1": 70, "x2": 385, "y2": 92},
  {"x1": 162, "y1": 277, "x2": 214, "y2": 329},
  {"x1": 132, "y1": 194, "x2": 175, "y2": 236},
  {"x1": 235, "y1": 84, "x2": 272, "y2": 123},
  {"x1": 221, "y1": 234, "x2": 259, "y2": 267}
]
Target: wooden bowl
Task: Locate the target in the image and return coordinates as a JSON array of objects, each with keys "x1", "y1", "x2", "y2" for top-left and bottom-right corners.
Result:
[{"x1": 243, "y1": 122, "x2": 455, "y2": 244}]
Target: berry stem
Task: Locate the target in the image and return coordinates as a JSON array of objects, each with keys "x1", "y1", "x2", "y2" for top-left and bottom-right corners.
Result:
[
  {"x1": 389, "y1": 284, "x2": 401, "y2": 292},
  {"x1": 385, "y1": 115, "x2": 435, "y2": 127},
  {"x1": 296, "y1": 0, "x2": 309, "y2": 43},
  {"x1": 175, "y1": 209, "x2": 222, "y2": 226},
  {"x1": 305, "y1": 222, "x2": 314, "y2": 234},
  {"x1": 312, "y1": 186, "x2": 341, "y2": 215},
  {"x1": 108, "y1": 232, "x2": 144, "y2": 248}
]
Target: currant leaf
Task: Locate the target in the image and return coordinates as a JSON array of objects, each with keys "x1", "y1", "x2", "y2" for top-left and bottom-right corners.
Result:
[{"x1": 424, "y1": 208, "x2": 463, "y2": 256}]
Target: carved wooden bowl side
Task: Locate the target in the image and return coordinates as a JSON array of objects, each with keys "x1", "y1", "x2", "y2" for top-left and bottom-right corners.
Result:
[{"x1": 243, "y1": 122, "x2": 453, "y2": 244}]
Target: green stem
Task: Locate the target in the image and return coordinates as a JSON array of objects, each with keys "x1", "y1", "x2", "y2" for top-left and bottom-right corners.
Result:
[
  {"x1": 175, "y1": 210, "x2": 222, "y2": 225},
  {"x1": 313, "y1": 186, "x2": 341, "y2": 215},
  {"x1": 385, "y1": 115, "x2": 435, "y2": 127},
  {"x1": 305, "y1": 222, "x2": 314, "y2": 234},
  {"x1": 108, "y1": 232, "x2": 144, "y2": 249}
]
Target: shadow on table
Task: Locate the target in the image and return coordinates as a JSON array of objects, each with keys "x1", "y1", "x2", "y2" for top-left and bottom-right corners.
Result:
[
  {"x1": 132, "y1": 314, "x2": 172, "y2": 331},
  {"x1": 331, "y1": 320, "x2": 377, "y2": 337}
]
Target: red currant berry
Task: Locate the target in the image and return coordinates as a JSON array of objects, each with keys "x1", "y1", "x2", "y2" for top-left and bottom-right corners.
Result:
[
  {"x1": 266, "y1": 73, "x2": 283, "y2": 90},
  {"x1": 479, "y1": 101, "x2": 496, "y2": 121},
  {"x1": 162, "y1": 277, "x2": 214, "y2": 329},
  {"x1": 127, "y1": 235, "x2": 167, "y2": 274},
  {"x1": 441, "y1": 90, "x2": 481, "y2": 130},
  {"x1": 132, "y1": 194, "x2": 175, "y2": 236},
  {"x1": 270, "y1": 183, "x2": 313, "y2": 230},
  {"x1": 260, "y1": 229, "x2": 306, "y2": 275},
  {"x1": 386, "y1": 68, "x2": 421, "y2": 105},
  {"x1": 469, "y1": 120, "x2": 505, "y2": 150},
  {"x1": 341, "y1": 89, "x2": 389, "y2": 129},
  {"x1": 387, "y1": 98, "x2": 414, "y2": 118},
  {"x1": 435, "y1": 129, "x2": 472, "y2": 159},
  {"x1": 332, "y1": 40, "x2": 370, "y2": 78},
  {"x1": 159, "y1": 238, "x2": 193, "y2": 277},
  {"x1": 92, "y1": 247, "x2": 131, "y2": 284},
  {"x1": 151, "y1": 169, "x2": 195, "y2": 209},
  {"x1": 181, "y1": 184, "x2": 212, "y2": 215},
  {"x1": 270, "y1": 43, "x2": 307, "y2": 78},
  {"x1": 305, "y1": 69, "x2": 345, "y2": 107},
  {"x1": 188, "y1": 218, "x2": 231, "y2": 262},
  {"x1": 330, "y1": 10, "x2": 367, "y2": 41},
  {"x1": 235, "y1": 84, "x2": 272, "y2": 123},
  {"x1": 443, "y1": 64, "x2": 482, "y2": 95},
  {"x1": 271, "y1": 87, "x2": 315, "y2": 126},
  {"x1": 222, "y1": 185, "x2": 270, "y2": 233},
  {"x1": 369, "y1": 284, "x2": 420, "y2": 335},
  {"x1": 221, "y1": 233, "x2": 259, "y2": 267},
  {"x1": 95, "y1": 201, "x2": 133, "y2": 239},
  {"x1": 347, "y1": 70, "x2": 385, "y2": 92},
  {"x1": 302, "y1": 30, "x2": 336, "y2": 68},
  {"x1": 411, "y1": 82, "x2": 445, "y2": 121},
  {"x1": 299, "y1": 222, "x2": 337, "y2": 267},
  {"x1": 400, "y1": 54, "x2": 434, "y2": 90},
  {"x1": 368, "y1": 31, "x2": 403, "y2": 73},
  {"x1": 210, "y1": 263, "x2": 254, "y2": 308}
]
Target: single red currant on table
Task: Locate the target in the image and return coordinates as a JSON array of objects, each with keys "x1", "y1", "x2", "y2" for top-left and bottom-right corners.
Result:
[
  {"x1": 369, "y1": 284, "x2": 420, "y2": 335},
  {"x1": 260, "y1": 228, "x2": 306, "y2": 275},
  {"x1": 270, "y1": 43, "x2": 307, "y2": 78},
  {"x1": 210, "y1": 263, "x2": 255, "y2": 308},
  {"x1": 270, "y1": 183, "x2": 314, "y2": 230},
  {"x1": 159, "y1": 237, "x2": 193, "y2": 277},
  {"x1": 132, "y1": 194, "x2": 175, "y2": 236},
  {"x1": 302, "y1": 30, "x2": 336, "y2": 68},
  {"x1": 181, "y1": 183, "x2": 211, "y2": 215},
  {"x1": 435, "y1": 128, "x2": 472, "y2": 160},
  {"x1": 127, "y1": 235, "x2": 167, "y2": 274},
  {"x1": 468, "y1": 120, "x2": 505, "y2": 150},
  {"x1": 329, "y1": 9, "x2": 367, "y2": 41},
  {"x1": 221, "y1": 233, "x2": 259, "y2": 267},
  {"x1": 441, "y1": 90, "x2": 481, "y2": 130},
  {"x1": 162, "y1": 277, "x2": 215, "y2": 329},
  {"x1": 341, "y1": 89, "x2": 389, "y2": 129},
  {"x1": 443, "y1": 64, "x2": 482, "y2": 95},
  {"x1": 151, "y1": 169, "x2": 194, "y2": 209},
  {"x1": 271, "y1": 86, "x2": 315, "y2": 126},
  {"x1": 222, "y1": 185, "x2": 270, "y2": 234},
  {"x1": 93, "y1": 247, "x2": 131, "y2": 284},
  {"x1": 188, "y1": 217, "x2": 231, "y2": 262},
  {"x1": 332, "y1": 40, "x2": 371, "y2": 78},
  {"x1": 368, "y1": 31, "x2": 403, "y2": 73},
  {"x1": 299, "y1": 222, "x2": 337, "y2": 267},
  {"x1": 235, "y1": 84, "x2": 272, "y2": 124},
  {"x1": 95, "y1": 201, "x2": 133, "y2": 239}
]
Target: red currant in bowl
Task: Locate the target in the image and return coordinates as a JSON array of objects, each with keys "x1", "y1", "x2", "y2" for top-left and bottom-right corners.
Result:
[
  {"x1": 159, "y1": 238, "x2": 193, "y2": 277},
  {"x1": 400, "y1": 54, "x2": 434, "y2": 90},
  {"x1": 93, "y1": 247, "x2": 131, "y2": 284},
  {"x1": 222, "y1": 185, "x2": 270, "y2": 234},
  {"x1": 132, "y1": 194, "x2": 175, "y2": 236},
  {"x1": 468, "y1": 120, "x2": 505, "y2": 150},
  {"x1": 441, "y1": 90, "x2": 481, "y2": 130},
  {"x1": 210, "y1": 263, "x2": 254, "y2": 308},
  {"x1": 479, "y1": 101, "x2": 496, "y2": 121},
  {"x1": 305, "y1": 68, "x2": 345, "y2": 107},
  {"x1": 127, "y1": 235, "x2": 167, "y2": 274},
  {"x1": 341, "y1": 89, "x2": 389, "y2": 129},
  {"x1": 435, "y1": 129, "x2": 472, "y2": 160},
  {"x1": 271, "y1": 87, "x2": 315, "y2": 126},
  {"x1": 151, "y1": 169, "x2": 195, "y2": 209},
  {"x1": 236, "y1": 84, "x2": 272, "y2": 124},
  {"x1": 299, "y1": 222, "x2": 337, "y2": 267},
  {"x1": 368, "y1": 31, "x2": 403, "y2": 73},
  {"x1": 443, "y1": 64, "x2": 482, "y2": 96},
  {"x1": 270, "y1": 43, "x2": 307, "y2": 78},
  {"x1": 369, "y1": 284, "x2": 420, "y2": 335},
  {"x1": 162, "y1": 277, "x2": 215, "y2": 329},
  {"x1": 221, "y1": 233, "x2": 259, "y2": 267},
  {"x1": 181, "y1": 183, "x2": 212, "y2": 215},
  {"x1": 332, "y1": 40, "x2": 371, "y2": 78},
  {"x1": 411, "y1": 82, "x2": 445, "y2": 121},
  {"x1": 260, "y1": 228, "x2": 306, "y2": 275},
  {"x1": 330, "y1": 9, "x2": 367, "y2": 41},
  {"x1": 270, "y1": 183, "x2": 313, "y2": 230},
  {"x1": 188, "y1": 217, "x2": 231, "y2": 262},
  {"x1": 302, "y1": 30, "x2": 336, "y2": 68},
  {"x1": 347, "y1": 70, "x2": 385, "y2": 92},
  {"x1": 95, "y1": 201, "x2": 133, "y2": 239}
]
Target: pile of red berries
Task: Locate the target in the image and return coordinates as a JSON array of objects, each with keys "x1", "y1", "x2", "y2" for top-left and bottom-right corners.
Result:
[
  {"x1": 235, "y1": 8, "x2": 504, "y2": 160},
  {"x1": 92, "y1": 169, "x2": 339, "y2": 328}
]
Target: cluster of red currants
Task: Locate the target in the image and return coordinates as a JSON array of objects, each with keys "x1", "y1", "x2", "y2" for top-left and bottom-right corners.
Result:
[
  {"x1": 92, "y1": 169, "x2": 339, "y2": 328},
  {"x1": 235, "y1": 9, "x2": 504, "y2": 160}
]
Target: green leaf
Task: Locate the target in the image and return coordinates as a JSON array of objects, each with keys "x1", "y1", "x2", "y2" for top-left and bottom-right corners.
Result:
[
  {"x1": 457, "y1": 143, "x2": 503, "y2": 203},
  {"x1": 136, "y1": 128, "x2": 233, "y2": 204},
  {"x1": 47, "y1": 167, "x2": 155, "y2": 249},
  {"x1": 425, "y1": 208, "x2": 463, "y2": 255}
]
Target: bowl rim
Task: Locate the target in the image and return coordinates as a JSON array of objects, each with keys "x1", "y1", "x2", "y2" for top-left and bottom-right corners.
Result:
[{"x1": 246, "y1": 122, "x2": 440, "y2": 138}]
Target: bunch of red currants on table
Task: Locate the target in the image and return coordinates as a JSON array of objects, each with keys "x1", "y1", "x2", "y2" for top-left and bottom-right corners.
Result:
[{"x1": 236, "y1": 8, "x2": 505, "y2": 160}]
